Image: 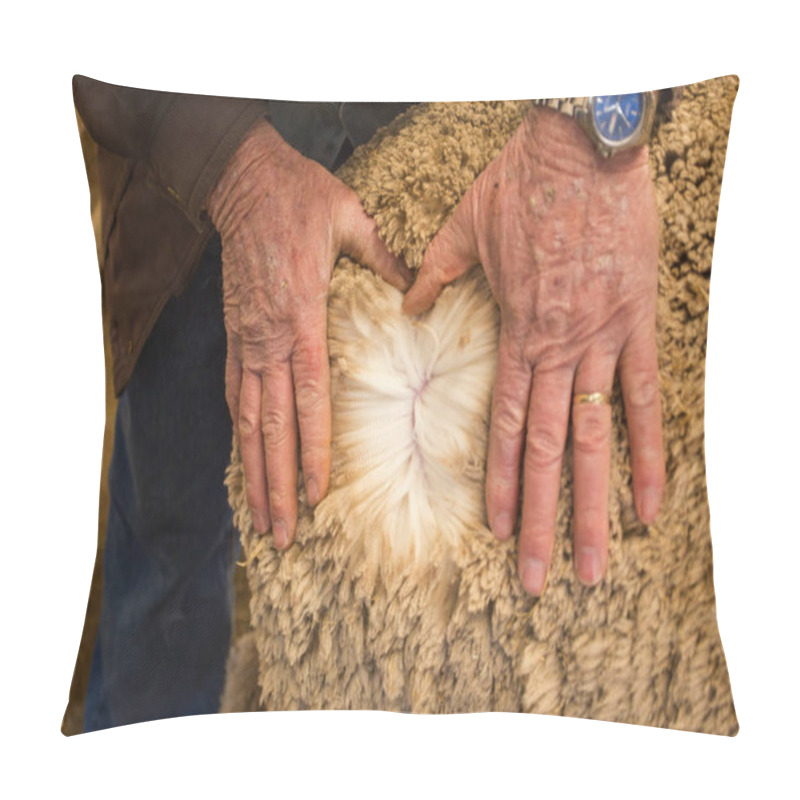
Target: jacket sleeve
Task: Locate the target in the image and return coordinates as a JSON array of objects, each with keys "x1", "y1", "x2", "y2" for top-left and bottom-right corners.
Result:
[{"x1": 72, "y1": 75, "x2": 270, "y2": 230}]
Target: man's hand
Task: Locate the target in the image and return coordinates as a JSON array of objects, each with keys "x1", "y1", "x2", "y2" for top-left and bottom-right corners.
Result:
[
  {"x1": 209, "y1": 119, "x2": 411, "y2": 549},
  {"x1": 403, "y1": 107, "x2": 665, "y2": 596}
]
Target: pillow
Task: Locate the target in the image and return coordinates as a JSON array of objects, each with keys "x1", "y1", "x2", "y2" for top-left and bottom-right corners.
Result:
[{"x1": 65, "y1": 75, "x2": 739, "y2": 735}]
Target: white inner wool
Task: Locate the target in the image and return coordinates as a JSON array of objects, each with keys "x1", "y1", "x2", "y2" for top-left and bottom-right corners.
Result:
[{"x1": 317, "y1": 264, "x2": 499, "y2": 563}]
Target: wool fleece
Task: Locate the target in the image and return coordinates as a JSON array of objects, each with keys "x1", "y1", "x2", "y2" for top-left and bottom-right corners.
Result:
[{"x1": 224, "y1": 76, "x2": 739, "y2": 734}]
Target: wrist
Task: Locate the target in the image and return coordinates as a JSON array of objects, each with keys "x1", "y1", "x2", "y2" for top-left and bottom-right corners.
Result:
[
  {"x1": 524, "y1": 105, "x2": 598, "y2": 171},
  {"x1": 207, "y1": 118, "x2": 286, "y2": 232},
  {"x1": 522, "y1": 105, "x2": 649, "y2": 178}
]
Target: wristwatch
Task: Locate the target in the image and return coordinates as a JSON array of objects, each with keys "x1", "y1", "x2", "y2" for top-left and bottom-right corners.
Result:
[{"x1": 532, "y1": 92, "x2": 658, "y2": 158}]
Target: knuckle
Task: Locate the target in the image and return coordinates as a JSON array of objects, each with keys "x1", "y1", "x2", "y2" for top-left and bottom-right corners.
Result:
[
  {"x1": 435, "y1": 257, "x2": 460, "y2": 285},
  {"x1": 575, "y1": 506, "x2": 607, "y2": 537},
  {"x1": 261, "y1": 408, "x2": 291, "y2": 446},
  {"x1": 486, "y1": 484, "x2": 514, "y2": 515},
  {"x1": 245, "y1": 486, "x2": 265, "y2": 514},
  {"x1": 301, "y1": 440, "x2": 330, "y2": 469},
  {"x1": 268, "y1": 486, "x2": 286, "y2": 509},
  {"x1": 491, "y1": 397, "x2": 527, "y2": 438},
  {"x1": 239, "y1": 318, "x2": 265, "y2": 345},
  {"x1": 295, "y1": 383, "x2": 325, "y2": 424},
  {"x1": 519, "y1": 527, "x2": 553, "y2": 560},
  {"x1": 635, "y1": 442, "x2": 664, "y2": 471},
  {"x1": 426, "y1": 230, "x2": 464, "y2": 282},
  {"x1": 538, "y1": 306, "x2": 573, "y2": 339},
  {"x1": 239, "y1": 408, "x2": 260, "y2": 440},
  {"x1": 485, "y1": 469, "x2": 518, "y2": 511},
  {"x1": 625, "y1": 373, "x2": 661, "y2": 414},
  {"x1": 416, "y1": 254, "x2": 441, "y2": 290},
  {"x1": 268, "y1": 486, "x2": 293, "y2": 517},
  {"x1": 293, "y1": 371, "x2": 326, "y2": 415},
  {"x1": 525, "y1": 425, "x2": 564, "y2": 472},
  {"x1": 225, "y1": 386, "x2": 239, "y2": 418},
  {"x1": 572, "y1": 409, "x2": 610, "y2": 453}
]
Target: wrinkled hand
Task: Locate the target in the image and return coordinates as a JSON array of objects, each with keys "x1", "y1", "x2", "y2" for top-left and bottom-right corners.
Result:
[
  {"x1": 209, "y1": 119, "x2": 411, "y2": 548},
  {"x1": 403, "y1": 107, "x2": 665, "y2": 596}
]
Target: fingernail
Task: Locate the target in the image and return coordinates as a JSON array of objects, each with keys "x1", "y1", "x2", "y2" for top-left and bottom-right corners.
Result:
[
  {"x1": 306, "y1": 477, "x2": 320, "y2": 506},
  {"x1": 576, "y1": 547, "x2": 602, "y2": 586},
  {"x1": 521, "y1": 558, "x2": 548, "y2": 596},
  {"x1": 493, "y1": 512, "x2": 513, "y2": 541},
  {"x1": 251, "y1": 509, "x2": 268, "y2": 534},
  {"x1": 273, "y1": 520, "x2": 288, "y2": 550},
  {"x1": 640, "y1": 487, "x2": 661, "y2": 522}
]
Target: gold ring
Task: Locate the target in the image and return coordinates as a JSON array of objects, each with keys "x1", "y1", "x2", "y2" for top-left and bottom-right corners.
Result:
[{"x1": 573, "y1": 392, "x2": 611, "y2": 406}]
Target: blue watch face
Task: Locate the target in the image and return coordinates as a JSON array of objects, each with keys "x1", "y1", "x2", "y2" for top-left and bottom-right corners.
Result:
[{"x1": 592, "y1": 94, "x2": 645, "y2": 144}]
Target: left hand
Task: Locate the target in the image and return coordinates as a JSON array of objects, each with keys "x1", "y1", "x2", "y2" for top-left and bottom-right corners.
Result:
[
  {"x1": 402, "y1": 106, "x2": 665, "y2": 596},
  {"x1": 208, "y1": 119, "x2": 411, "y2": 549}
]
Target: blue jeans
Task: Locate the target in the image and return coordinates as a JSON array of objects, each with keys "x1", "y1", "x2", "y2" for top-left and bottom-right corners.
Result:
[{"x1": 84, "y1": 236, "x2": 237, "y2": 731}]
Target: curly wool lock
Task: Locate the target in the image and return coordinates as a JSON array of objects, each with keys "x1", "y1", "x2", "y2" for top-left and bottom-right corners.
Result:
[{"x1": 224, "y1": 81, "x2": 739, "y2": 733}]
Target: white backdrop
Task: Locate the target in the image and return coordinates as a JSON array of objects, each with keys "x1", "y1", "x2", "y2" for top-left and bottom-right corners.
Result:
[{"x1": 3, "y1": 2, "x2": 796, "y2": 797}]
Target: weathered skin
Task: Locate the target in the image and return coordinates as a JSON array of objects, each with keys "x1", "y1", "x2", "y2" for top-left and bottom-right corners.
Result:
[
  {"x1": 403, "y1": 106, "x2": 665, "y2": 595},
  {"x1": 209, "y1": 107, "x2": 665, "y2": 598},
  {"x1": 208, "y1": 119, "x2": 412, "y2": 548}
]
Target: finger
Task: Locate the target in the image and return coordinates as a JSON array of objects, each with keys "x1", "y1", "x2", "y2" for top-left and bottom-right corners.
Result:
[
  {"x1": 222, "y1": 274, "x2": 243, "y2": 432},
  {"x1": 571, "y1": 353, "x2": 617, "y2": 587},
  {"x1": 224, "y1": 330, "x2": 242, "y2": 436},
  {"x1": 262, "y1": 358, "x2": 299, "y2": 549},
  {"x1": 517, "y1": 366, "x2": 573, "y2": 596},
  {"x1": 485, "y1": 333, "x2": 532, "y2": 543},
  {"x1": 291, "y1": 313, "x2": 331, "y2": 507},
  {"x1": 238, "y1": 369, "x2": 270, "y2": 535},
  {"x1": 402, "y1": 199, "x2": 478, "y2": 316},
  {"x1": 618, "y1": 324, "x2": 665, "y2": 524},
  {"x1": 338, "y1": 196, "x2": 413, "y2": 291}
]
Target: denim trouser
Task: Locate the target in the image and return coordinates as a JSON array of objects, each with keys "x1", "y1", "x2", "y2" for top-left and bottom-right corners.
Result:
[{"x1": 84, "y1": 236, "x2": 238, "y2": 731}]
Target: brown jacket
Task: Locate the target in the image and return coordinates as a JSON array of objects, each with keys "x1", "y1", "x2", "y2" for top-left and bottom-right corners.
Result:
[{"x1": 73, "y1": 75, "x2": 271, "y2": 395}]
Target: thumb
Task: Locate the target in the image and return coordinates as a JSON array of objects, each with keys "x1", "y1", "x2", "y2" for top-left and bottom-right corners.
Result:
[
  {"x1": 338, "y1": 197, "x2": 413, "y2": 292},
  {"x1": 402, "y1": 202, "x2": 478, "y2": 316}
]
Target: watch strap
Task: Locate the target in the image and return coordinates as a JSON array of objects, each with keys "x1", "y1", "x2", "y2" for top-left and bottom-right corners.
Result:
[
  {"x1": 530, "y1": 96, "x2": 591, "y2": 121},
  {"x1": 531, "y1": 93, "x2": 659, "y2": 158}
]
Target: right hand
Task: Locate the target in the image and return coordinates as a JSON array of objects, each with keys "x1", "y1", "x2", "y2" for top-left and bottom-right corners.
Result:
[
  {"x1": 403, "y1": 107, "x2": 664, "y2": 596},
  {"x1": 208, "y1": 119, "x2": 412, "y2": 549}
]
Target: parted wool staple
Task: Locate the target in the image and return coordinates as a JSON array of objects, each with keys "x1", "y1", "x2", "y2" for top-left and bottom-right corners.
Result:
[{"x1": 223, "y1": 77, "x2": 739, "y2": 733}]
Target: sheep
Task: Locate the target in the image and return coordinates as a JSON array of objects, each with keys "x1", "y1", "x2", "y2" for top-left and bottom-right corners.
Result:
[{"x1": 223, "y1": 76, "x2": 739, "y2": 735}]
